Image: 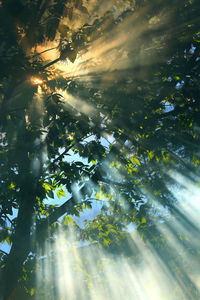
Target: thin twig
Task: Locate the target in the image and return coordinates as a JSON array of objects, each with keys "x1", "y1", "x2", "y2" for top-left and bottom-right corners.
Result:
[
  {"x1": 41, "y1": 57, "x2": 61, "y2": 69},
  {"x1": 52, "y1": 144, "x2": 74, "y2": 164},
  {"x1": 52, "y1": 133, "x2": 94, "y2": 164},
  {"x1": 5, "y1": 215, "x2": 14, "y2": 225},
  {"x1": 27, "y1": 47, "x2": 58, "y2": 59},
  {"x1": 0, "y1": 249, "x2": 8, "y2": 256}
]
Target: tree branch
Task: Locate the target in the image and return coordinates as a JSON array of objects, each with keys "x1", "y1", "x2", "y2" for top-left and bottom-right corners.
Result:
[
  {"x1": 36, "y1": 173, "x2": 135, "y2": 234},
  {"x1": 36, "y1": 172, "x2": 96, "y2": 234},
  {"x1": 41, "y1": 57, "x2": 61, "y2": 69},
  {"x1": 27, "y1": 47, "x2": 57, "y2": 59},
  {"x1": 5, "y1": 215, "x2": 14, "y2": 226},
  {"x1": 37, "y1": 195, "x2": 76, "y2": 232},
  {"x1": 52, "y1": 144, "x2": 74, "y2": 164},
  {"x1": 52, "y1": 133, "x2": 94, "y2": 164},
  {"x1": 0, "y1": 249, "x2": 8, "y2": 256}
]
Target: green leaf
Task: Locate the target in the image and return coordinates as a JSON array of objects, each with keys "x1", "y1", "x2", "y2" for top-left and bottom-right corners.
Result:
[
  {"x1": 56, "y1": 188, "x2": 66, "y2": 199},
  {"x1": 130, "y1": 157, "x2": 141, "y2": 166},
  {"x1": 42, "y1": 183, "x2": 52, "y2": 191},
  {"x1": 148, "y1": 151, "x2": 154, "y2": 161},
  {"x1": 141, "y1": 217, "x2": 147, "y2": 224},
  {"x1": 6, "y1": 236, "x2": 11, "y2": 245},
  {"x1": 62, "y1": 215, "x2": 75, "y2": 226},
  {"x1": 103, "y1": 238, "x2": 111, "y2": 246},
  {"x1": 8, "y1": 183, "x2": 16, "y2": 190},
  {"x1": 29, "y1": 288, "x2": 35, "y2": 296}
]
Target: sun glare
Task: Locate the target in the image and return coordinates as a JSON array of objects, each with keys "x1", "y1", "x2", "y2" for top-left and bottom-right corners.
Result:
[{"x1": 31, "y1": 77, "x2": 44, "y2": 85}]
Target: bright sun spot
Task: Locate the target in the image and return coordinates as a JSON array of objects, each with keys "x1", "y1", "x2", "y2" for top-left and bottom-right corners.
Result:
[{"x1": 31, "y1": 77, "x2": 44, "y2": 85}]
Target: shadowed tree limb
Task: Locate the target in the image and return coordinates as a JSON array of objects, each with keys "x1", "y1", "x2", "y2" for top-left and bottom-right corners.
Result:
[{"x1": 27, "y1": 47, "x2": 58, "y2": 59}]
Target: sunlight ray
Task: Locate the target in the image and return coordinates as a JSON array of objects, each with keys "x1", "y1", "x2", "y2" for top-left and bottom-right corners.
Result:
[{"x1": 35, "y1": 174, "x2": 200, "y2": 300}]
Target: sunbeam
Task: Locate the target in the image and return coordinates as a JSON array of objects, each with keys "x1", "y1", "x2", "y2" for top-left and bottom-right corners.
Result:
[
  {"x1": 35, "y1": 170, "x2": 200, "y2": 299},
  {"x1": 1, "y1": 0, "x2": 200, "y2": 298}
]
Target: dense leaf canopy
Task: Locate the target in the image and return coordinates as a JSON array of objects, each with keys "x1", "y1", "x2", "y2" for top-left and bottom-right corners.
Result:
[{"x1": 0, "y1": 0, "x2": 200, "y2": 298}]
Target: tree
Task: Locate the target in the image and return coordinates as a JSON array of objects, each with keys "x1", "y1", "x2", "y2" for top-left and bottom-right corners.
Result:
[{"x1": 0, "y1": 0, "x2": 200, "y2": 298}]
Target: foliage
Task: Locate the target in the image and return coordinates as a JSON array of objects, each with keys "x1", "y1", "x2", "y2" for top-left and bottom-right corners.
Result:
[{"x1": 0, "y1": 0, "x2": 200, "y2": 298}]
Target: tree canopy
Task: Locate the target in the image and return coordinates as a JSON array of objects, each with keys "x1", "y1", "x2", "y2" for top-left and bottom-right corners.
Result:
[{"x1": 0, "y1": 0, "x2": 200, "y2": 299}]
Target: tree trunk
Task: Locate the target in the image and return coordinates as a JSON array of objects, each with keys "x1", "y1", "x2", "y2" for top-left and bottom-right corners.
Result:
[
  {"x1": 0, "y1": 196, "x2": 34, "y2": 299},
  {"x1": 0, "y1": 110, "x2": 39, "y2": 299}
]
